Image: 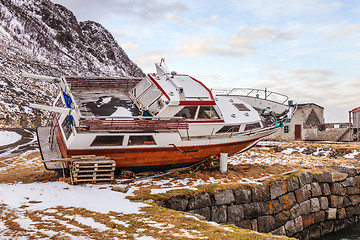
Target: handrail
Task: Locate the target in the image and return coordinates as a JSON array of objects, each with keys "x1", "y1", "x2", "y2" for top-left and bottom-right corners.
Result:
[
  {"x1": 65, "y1": 76, "x2": 142, "y2": 90},
  {"x1": 212, "y1": 88, "x2": 289, "y2": 105},
  {"x1": 79, "y1": 117, "x2": 189, "y2": 132}
]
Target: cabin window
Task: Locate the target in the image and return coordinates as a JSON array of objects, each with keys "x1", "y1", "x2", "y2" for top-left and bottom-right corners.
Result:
[
  {"x1": 128, "y1": 135, "x2": 156, "y2": 145},
  {"x1": 197, "y1": 106, "x2": 220, "y2": 119},
  {"x1": 283, "y1": 125, "x2": 289, "y2": 133},
  {"x1": 233, "y1": 103, "x2": 250, "y2": 111},
  {"x1": 245, "y1": 122, "x2": 261, "y2": 131},
  {"x1": 216, "y1": 125, "x2": 240, "y2": 134},
  {"x1": 61, "y1": 115, "x2": 73, "y2": 139},
  {"x1": 175, "y1": 106, "x2": 198, "y2": 119},
  {"x1": 91, "y1": 135, "x2": 124, "y2": 146}
]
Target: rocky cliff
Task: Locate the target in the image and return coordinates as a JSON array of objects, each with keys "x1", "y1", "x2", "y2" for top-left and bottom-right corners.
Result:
[{"x1": 0, "y1": 0, "x2": 144, "y2": 125}]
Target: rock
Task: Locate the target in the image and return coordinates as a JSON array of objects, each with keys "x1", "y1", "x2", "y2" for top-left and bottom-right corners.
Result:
[
  {"x1": 320, "y1": 221, "x2": 334, "y2": 235},
  {"x1": 235, "y1": 220, "x2": 252, "y2": 230},
  {"x1": 310, "y1": 182, "x2": 322, "y2": 197},
  {"x1": 243, "y1": 202, "x2": 265, "y2": 219},
  {"x1": 315, "y1": 172, "x2": 332, "y2": 182},
  {"x1": 331, "y1": 172, "x2": 348, "y2": 182},
  {"x1": 295, "y1": 184, "x2": 311, "y2": 203},
  {"x1": 310, "y1": 198, "x2": 320, "y2": 212},
  {"x1": 264, "y1": 200, "x2": 283, "y2": 215},
  {"x1": 257, "y1": 215, "x2": 276, "y2": 233},
  {"x1": 189, "y1": 207, "x2": 211, "y2": 220},
  {"x1": 214, "y1": 190, "x2": 235, "y2": 205},
  {"x1": 355, "y1": 176, "x2": 360, "y2": 187},
  {"x1": 285, "y1": 177, "x2": 299, "y2": 192},
  {"x1": 314, "y1": 210, "x2": 325, "y2": 223},
  {"x1": 270, "y1": 180, "x2": 286, "y2": 200},
  {"x1": 302, "y1": 213, "x2": 315, "y2": 228},
  {"x1": 274, "y1": 210, "x2": 291, "y2": 228},
  {"x1": 227, "y1": 205, "x2": 244, "y2": 222},
  {"x1": 349, "y1": 195, "x2": 360, "y2": 205},
  {"x1": 343, "y1": 196, "x2": 351, "y2": 207},
  {"x1": 234, "y1": 189, "x2": 252, "y2": 204},
  {"x1": 290, "y1": 204, "x2": 301, "y2": 219},
  {"x1": 299, "y1": 200, "x2": 311, "y2": 215},
  {"x1": 337, "y1": 208, "x2": 346, "y2": 219},
  {"x1": 346, "y1": 206, "x2": 357, "y2": 218},
  {"x1": 319, "y1": 196, "x2": 329, "y2": 210},
  {"x1": 211, "y1": 205, "x2": 227, "y2": 222},
  {"x1": 308, "y1": 224, "x2": 321, "y2": 239},
  {"x1": 252, "y1": 185, "x2": 270, "y2": 202},
  {"x1": 284, "y1": 220, "x2": 296, "y2": 236},
  {"x1": 188, "y1": 192, "x2": 211, "y2": 210},
  {"x1": 326, "y1": 208, "x2": 337, "y2": 220},
  {"x1": 341, "y1": 177, "x2": 355, "y2": 187},
  {"x1": 297, "y1": 172, "x2": 314, "y2": 187},
  {"x1": 330, "y1": 182, "x2": 346, "y2": 195},
  {"x1": 278, "y1": 192, "x2": 297, "y2": 210},
  {"x1": 320, "y1": 183, "x2": 331, "y2": 196},
  {"x1": 270, "y1": 226, "x2": 286, "y2": 236},
  {"x1": 329, "y1": 195, "x2": 345, "y2": 208},
  {"x1": 168, "y1": 195, "x2": 188, "y2": 211},
  {"x1": 294, "y1": 216, "x2": 304, "y2": 234},
  {"x1": 111, "y1": 184, "x2": 129, "y2": 193},
  {"x1": 347, "y1": 187, "x2": 360, "y2": 195}
]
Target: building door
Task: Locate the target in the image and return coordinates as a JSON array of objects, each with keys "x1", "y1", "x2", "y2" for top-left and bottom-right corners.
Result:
[{"x1": 295, "y1": 125, "x2": 301, "y2": 140}]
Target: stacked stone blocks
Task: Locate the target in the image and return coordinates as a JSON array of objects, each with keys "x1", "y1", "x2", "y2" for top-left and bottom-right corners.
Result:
[{"x1": 166, "y1": 169, "x2": 360, "y2": 240}]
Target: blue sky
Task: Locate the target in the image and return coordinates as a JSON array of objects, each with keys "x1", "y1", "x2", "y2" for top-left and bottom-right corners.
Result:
[{"x1": 52, "y1": 0, "x2": 360, "y2": 122}]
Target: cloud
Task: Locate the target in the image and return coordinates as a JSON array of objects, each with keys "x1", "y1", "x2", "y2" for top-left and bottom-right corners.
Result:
[
  {"x1": 328, "y1": 24, "x2": 360, "y2": 37},
  {"x1": 318, "y1": 1, "x2": 343, "y2": 9},
  {"x1": 253, "y1": 68, "x2": 359, "y2": 121},
  {"x1": 52, "y1": 0, "x2": 188, "y2": 22},
  {"x1": 121, "y1": 42, "x2": 138, "y2": 51},
  {"x1": 195, "y1": 15, "x2": 220, "y2": 24},
  {"x1": 175, "y1": 26, "x2": 295, "y2": 57},
  {"x1": 166, "y1": 14, "x2": 183, "y2": 24}
]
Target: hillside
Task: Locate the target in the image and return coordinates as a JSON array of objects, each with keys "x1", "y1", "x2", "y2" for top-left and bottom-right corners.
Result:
[{"x1": 0, "y1": 0, "x2": 144, "y2": 126}]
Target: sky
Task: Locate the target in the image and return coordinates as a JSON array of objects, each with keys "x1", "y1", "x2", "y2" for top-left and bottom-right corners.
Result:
[{"x1": 52, "y1": 0, "x2": 360, "y2": 122}]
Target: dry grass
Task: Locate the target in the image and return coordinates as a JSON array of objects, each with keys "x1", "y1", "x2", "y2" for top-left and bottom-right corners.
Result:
[{"x1": 1, "y1": 141, "x2": 359, "y2": 239}]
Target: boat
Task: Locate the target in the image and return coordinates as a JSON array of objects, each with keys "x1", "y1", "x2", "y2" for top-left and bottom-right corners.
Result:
[{"x1": 25, "y1": 60, "x2": 294, "y2": 173}]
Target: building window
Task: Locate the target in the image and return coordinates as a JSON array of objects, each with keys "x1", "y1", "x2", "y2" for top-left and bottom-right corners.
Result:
[{"x1": 284, "y1": 125, "x2": 289, "y2": 133}]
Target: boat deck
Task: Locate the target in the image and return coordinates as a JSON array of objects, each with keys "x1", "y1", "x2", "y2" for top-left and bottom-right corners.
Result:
[{"x1": 71, "y1": 89, "x2": 140, "y2": 118}]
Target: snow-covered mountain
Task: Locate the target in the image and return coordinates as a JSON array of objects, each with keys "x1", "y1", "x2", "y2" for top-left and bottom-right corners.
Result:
[{"x1": 0, "y1": 0, "x2": 144, "y2": 126}]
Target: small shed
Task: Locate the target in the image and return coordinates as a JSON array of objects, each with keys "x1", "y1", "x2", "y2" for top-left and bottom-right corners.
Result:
[
  {"x1": 349, "y1": 107, "x2": 360, "y2": 141},
  {"x1": 267, "y1": 103, "x2": 324, "y2": 141}
]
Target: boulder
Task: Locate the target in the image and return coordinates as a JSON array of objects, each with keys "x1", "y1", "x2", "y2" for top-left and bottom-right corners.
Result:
[
  {"x1": 297, "y1": 172, "x2": 314, "y2": 187},
  {"x1": 310, "y1": 182, "x2": 322, "y2": 197},
  {"x1": 189, "y1": 207, "x2": 211, "y2": 220},
  {"x1": 211, "y1": 205, "x2": 227, "y2": 222},
  {"x1": 310, "y1": 198, "x2": 320, "y2": 212},
  {"x1": 278, "y1": 192, "x2": 297, "y2": 210},
  {"x1": 214, "y1": 190, "x2": 235, "y2": 205},
  {"x1": 227, "y1": 205, "x2": 244, "y2": 222},
  {"x1": 252, "y1": 185, "x2": 270, "y2": 202},
  {"x1": 257, "y1": 215, "x2": 276, "y2": 233},
  {"x1": 188, "y1": 192, "x2": 211, "y2": 210},
  {"x1": 270, "y1": 181, "x2": 286, "y2": 200},
  {"x1": 111, "y1": 184, "x2": 129, "y2": 193},
  {"x1": 286, "y1": 177, "x2": 299, "y2": 192},
  {"x1": 326, "y1": 208, "x2": 337, "y2": 220},
  {"x1": 234, "y1": 188, "x2": 252, "y2": 204},
  {"x1": 168, "y1": 195, "x2": 188, "y2": 211}
]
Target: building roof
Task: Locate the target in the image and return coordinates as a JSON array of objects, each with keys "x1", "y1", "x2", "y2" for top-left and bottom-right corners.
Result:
[
  {"x1": 350, "y1": 107, "x2": 360, "y2": 113},
  {"x1": 296, "y1": 103, "x2": 324, "y2": 109}
]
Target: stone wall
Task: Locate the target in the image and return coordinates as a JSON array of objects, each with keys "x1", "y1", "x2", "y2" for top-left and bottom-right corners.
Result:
[{"x1": 165, "y1": 169, "x2": 360, "y2": 240}]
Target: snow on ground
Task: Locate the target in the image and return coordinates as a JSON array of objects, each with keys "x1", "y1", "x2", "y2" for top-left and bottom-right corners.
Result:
[
  {"x1": 0, "y1": 130, "x2": 21, "y2": 146},
  {"x1": 0, "y1": 182, "x2": 146, "y2": 214}
]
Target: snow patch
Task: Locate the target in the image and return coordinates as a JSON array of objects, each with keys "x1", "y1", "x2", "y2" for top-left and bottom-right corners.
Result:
[
  {"x1": 110, "y1": 106, "x2": 133, "y2": 117},
  {"x1": 0, "y1": 130, "x2": 21, "y2": 146},
  {"x1": 0, "y1": 182, "x2": 147, "y2": 214}
]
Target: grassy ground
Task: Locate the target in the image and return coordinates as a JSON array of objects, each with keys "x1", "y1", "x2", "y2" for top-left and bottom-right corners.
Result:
[{"x1": 1, "y1": 141, "x2": 360, "y2": 239}]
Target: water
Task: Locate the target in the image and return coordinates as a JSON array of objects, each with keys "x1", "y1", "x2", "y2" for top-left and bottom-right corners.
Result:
[{"x1": 318, "y1": 222, "x2": 360, "y2": 240}]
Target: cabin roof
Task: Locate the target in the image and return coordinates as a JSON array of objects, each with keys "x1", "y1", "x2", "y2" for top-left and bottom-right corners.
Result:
[{"x1": 350, "y1": 107, "x2": 360, "y2": 113}]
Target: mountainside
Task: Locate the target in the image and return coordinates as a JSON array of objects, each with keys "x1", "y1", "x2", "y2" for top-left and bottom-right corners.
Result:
[{"x1": 0, "y1": 0, "x2": 144, "y2": 126}]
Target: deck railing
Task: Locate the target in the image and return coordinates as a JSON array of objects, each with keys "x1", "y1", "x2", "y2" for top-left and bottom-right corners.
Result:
[
  {"x1": 212, "y1": 88, "x2": 289, "y2": 105},
  {"x1": 65, "y1": 76, "x2": 142, "y2": 90},
  {"x1": 79, "y1": 118, "x2": 189, "y2": 132}
]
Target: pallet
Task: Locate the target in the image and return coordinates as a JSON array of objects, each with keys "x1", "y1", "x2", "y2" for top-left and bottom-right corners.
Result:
[{"x1": 69, "y1": 156, "x2": 115, "y2": 184}]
